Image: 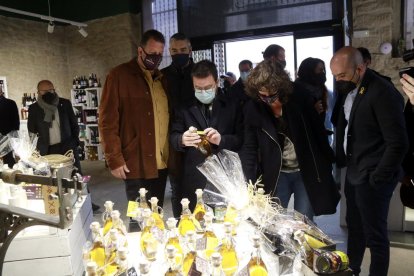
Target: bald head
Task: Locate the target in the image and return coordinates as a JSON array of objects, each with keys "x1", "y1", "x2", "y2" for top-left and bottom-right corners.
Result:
[
  {"x1": 37, "y1": 80, "x2": 55, "y2": 96},
  {"x1": 330, "y1": 46, "x2": 366, "y2": 86}
]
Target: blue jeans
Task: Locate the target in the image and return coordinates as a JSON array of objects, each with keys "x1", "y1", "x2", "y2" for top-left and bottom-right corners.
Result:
[{"x1": 275, "y1": 171, "x2": 314, "y2": 220}]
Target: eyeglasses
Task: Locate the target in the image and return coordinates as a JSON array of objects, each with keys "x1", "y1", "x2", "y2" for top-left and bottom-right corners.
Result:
[{"x1": 258, "y1": 90, "x2": 280, "y2": 104}]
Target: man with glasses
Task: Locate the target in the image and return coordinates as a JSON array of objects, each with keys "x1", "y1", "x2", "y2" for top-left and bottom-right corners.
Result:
[
  {"x1": 170, "y1": 60, "x2": 243, "y2": 211},
  {"x1": 28, "y1": 80, "x2": 81, "y2": 172}
]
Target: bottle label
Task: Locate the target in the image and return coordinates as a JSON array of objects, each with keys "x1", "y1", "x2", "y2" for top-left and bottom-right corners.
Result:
[
  {"x1": 196, "y1": 237, "x2": 207, "y2": 250},
  {"x1": 195, "y1": 256, "x2": 209, "y2": 275},
  {"x1": 126, "y1": 201, "x2": 139, "y2": 217}
]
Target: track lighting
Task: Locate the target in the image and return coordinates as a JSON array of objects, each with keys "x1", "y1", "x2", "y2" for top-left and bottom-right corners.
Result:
[
  {"x1": 78, "y1": 27, "x2": 88, "y2": 38},
  {"x1": 47, "y1": 21, "x2": 54, "y2": 33}
]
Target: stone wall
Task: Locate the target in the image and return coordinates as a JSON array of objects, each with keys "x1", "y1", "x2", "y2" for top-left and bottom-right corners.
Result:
[
  {"x1": 352, "y1": 0, "x2": 413, "y2": 90},
  {"x1": 0, "y1": 13, "x2": 141, "y2": 116}
]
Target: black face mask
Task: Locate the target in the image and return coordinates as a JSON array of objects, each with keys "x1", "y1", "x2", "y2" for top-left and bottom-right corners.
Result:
[
  {"x1": 336, "y1": 80, "x2": 356, "y2": 94},
  {"x1": 313, "y1": 73, "x2": 327, "y2": 85},
  {"x1": 42, "y1": 91, "x2": 57, "y2": 104},
  {"x1": 172, "y1": 53, "x2": 190, "y2": 68},
  {"x1": 279, "y1": 60, "x2": 287, "y2": 69}
]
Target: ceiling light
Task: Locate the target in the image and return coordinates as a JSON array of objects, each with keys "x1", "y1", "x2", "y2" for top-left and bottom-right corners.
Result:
[
  {"x1": 47, "y1": 21, "x2": 54, "y2": 33},
  {"x1": 78, "y1": 27, "x2": 88, "y2": 38}
]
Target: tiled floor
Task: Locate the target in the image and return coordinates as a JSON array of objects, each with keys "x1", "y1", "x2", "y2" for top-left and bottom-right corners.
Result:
[{"x1": 84, "y1": 160, "x2": 414, "y2": 275}]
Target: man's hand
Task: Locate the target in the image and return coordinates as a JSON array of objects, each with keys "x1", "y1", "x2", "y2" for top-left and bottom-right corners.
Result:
[
  {"x1": 400, "y1": 74, "x2": 414, "y2": 105},
  {"x1": 182, "y1": 126, "x2": 201, "y2": 147},
  {"x1": 111, "y1": 164, "x2": 130, "y2": 179},
  {"x1": 204, "y1": 127, "x2": 221, "y2": 145}
]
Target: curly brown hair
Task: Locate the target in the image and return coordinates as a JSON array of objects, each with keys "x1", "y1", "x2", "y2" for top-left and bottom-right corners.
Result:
[{"x1": 245, "y1": 60, "x2": 292, "y2": 104}]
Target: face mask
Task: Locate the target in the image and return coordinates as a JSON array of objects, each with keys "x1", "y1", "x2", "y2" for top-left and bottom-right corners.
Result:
[
  {"x1": 42, "y1": 91, "x2": 58, "y2": 104},
  {"x1": 172, "y1": 53, "x2": 190, "y2": 68},
  {"x1": 141, "y1": 48, "x2": 162, "y2": 70},
  {"x1": 240, "y1": 71, "x2": 250, "y2": 81},
  {"x1": 195, "y1": 88, "x2": 215, "y2": 104},
  {"x1": 314, "y1": 73, "x2": 327, "y2": 85},
  {"x1": 258, "y1": 90, "x2": 280, "y2": 105},
  {"x1": 336, "y1": 70, "x2": 359, "y2": 94},
  {"x1": 279, "y1": 60, "x2": 287, "y2": 69}
]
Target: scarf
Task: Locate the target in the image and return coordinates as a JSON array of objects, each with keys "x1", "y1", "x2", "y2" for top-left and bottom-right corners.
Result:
[{"x1": 36, "y1": 92, "x2": 59, "y2": 125}]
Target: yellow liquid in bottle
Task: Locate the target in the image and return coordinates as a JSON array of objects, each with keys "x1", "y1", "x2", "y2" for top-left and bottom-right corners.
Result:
[
  {"x1": 178, "y1": 214, "x2": 196, "y2": 236},
  {"x1": 89, "y1": 242, "x2": 105, "y2": 268},
  {"x1": 105, "y1": 251, "x2": 118, "y2": 275},
  {"x1": 219, "y1": 245, "x2": 238, "y2": 276},
  {"x1": 224, "y1": 206, "x2": 238, "y2": 224},
  {"x1": 165, "y1": 269, "x2": 181, "y2": 276},
  {"x1": 166, "y1": 237, "x2": 183, "y2": 265},
  {"x1": 102, "y1": 218, "x2": 113, "y2": 236},
  {"x1": 140, "y1": 226, "x2": 158, "y2": 261},
  {"x1": 193, "y1": 203, "x2": 206, "y2": 222},
  {"x1": 204, "y1": 230, "x2": 219, "y2": 259},
  {"x1": 248, "y1": 257, "x2": 268, "y2": 276},
  {"x1": 182, "y1": 251, "x2": 196, "y2": 275},
  {"x1": 152, "y1": 212, "x2": 165, "y2": 230}
]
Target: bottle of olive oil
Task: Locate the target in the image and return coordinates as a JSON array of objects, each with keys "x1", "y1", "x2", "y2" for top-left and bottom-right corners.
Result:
[
  {"x1": 219, "y1": 222, "x2": 238, "y2": 275},
  {"x1": 178, "y1": 198, "x2": 197, "y2": 236},
  {"x1": 203, "y1": 212, "x2": 218, "y2": 259},
  {"x1": 89, "y1": 222, "x2": 105, "y2": 269},
  {"x1": 150, "y1": 197, "x2": 165, "y2": 230},
  {"x1": 210, "y1": 253, "x2": 225, "y2": 276},
  {"x1": 105, "y1": 229, "x2": 119, "y2": 275},
  {"x1": 85, "y1": 261, "x2": 98, "y2": 276},
  {"x1": 138, "y1": 188, "x2": 150, "y2": 209},
  {"x1": 114, "y1": 247, "x2": 129, "y2": 275},
  {"x1": 193, "y1": 189, "x2": 206, "y2": 223},
  {"x1": 165, "y1": 245, "x2": 182, "y2": 276},
  {"x1": 165, "y1": 217, "x2": 183, "y2": 266},
  {"x1": 107, "y1": 210, "x2": 128, "y2": 247},
  {"x1": 182, "y1": 230, "x2": 197, "y2": 275},
  {"x1": 247, "y1": 235, "x2": 268, "y2": 276},
  {"x1": 140, "y1": 208, "x2": 159, "y2": 261},
  {"x1": 102, "y1": 201, "x2": 114, "y2": 236}
]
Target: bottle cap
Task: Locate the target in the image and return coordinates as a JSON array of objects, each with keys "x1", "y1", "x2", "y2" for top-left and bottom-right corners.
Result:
[
  {"x1": 139, "y1": 188, "x2": 147, "y2": 196},
  {"x1": 104, "y1": 201, "x2": 114, "y2": 210},
  {"x1": 111, "y1": 210, "x2": 120, "y2": 220},
  {"x1": 166, "y1": 217, "x2": 178, "y2": 229},
  {"x1": 166, "y1": 245, "x2": 176, "y2": 258},
  {"x1": 195, "y1": 189, "x2": 203, "y2": 197},
  {"x1": 139, "y1": 260, "x2": 150, "y2": 273},
  {"x1": 252, "y1": 234, "x2": 261, "y2": 247},
  {"x1": 117, "y1": 247, "x2": 128, "y2": 258},
  {"x1": 211, "y1": 252, "x2": 222, "y2": 266},
  {"x1": 86, "y1": 261, "x2": 97, "y2": 272},
  {"x1": 90, "y1": 221, "x2": 101, "y2": 231},
  {"x1": 150, "y1": 197, "x2": 159, "y2": 205},
  {"x1": 181, "y1": 198, "x2": 190, "y2": 206}
]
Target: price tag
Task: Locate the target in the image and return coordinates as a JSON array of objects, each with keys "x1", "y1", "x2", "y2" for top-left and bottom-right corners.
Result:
[
  {"x1": 126, "y1": 201, "x2": 139, "y2": 217},
  {"x1": 196, "y1": 237, "x2": 207, "y2": 251},
  {"x1": 195, "y1": 256, "x2": 210, "y2": 275}
]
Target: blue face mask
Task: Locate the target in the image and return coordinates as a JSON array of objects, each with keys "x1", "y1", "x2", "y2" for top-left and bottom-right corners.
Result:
[
  {"x1": 195, "y1": 87, "x2": 216, "y2": 104},
  {"x1": 240, "y1": 71, "x2": 250, "y2": 81}
]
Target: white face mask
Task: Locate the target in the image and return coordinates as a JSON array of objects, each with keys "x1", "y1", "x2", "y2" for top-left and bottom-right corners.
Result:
[
  {"x1": 240, "y1": 71, "x2": 250, "y2": 81},
  {"x1": 195, "y1": 87, "x2": 216, "y2": 104}
]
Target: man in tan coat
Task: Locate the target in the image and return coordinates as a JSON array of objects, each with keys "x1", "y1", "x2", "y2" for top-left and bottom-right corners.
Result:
[{"x1": 99, "y1": 29, "x2": 169, "y2": 207}]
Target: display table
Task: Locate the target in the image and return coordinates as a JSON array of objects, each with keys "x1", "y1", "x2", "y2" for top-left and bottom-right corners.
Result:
[{"x1": 3, "y1": 195, "x2": 93, "y2": 276}]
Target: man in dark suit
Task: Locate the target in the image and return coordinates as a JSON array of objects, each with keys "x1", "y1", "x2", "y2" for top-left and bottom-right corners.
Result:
[
  {"x1": 0, "y1": 88, "x2": 19, "y2": 168},
  {"x1": 331, "y1": 47, "x2": 408, "y2": 276},
  {"x1": 170, "y1": 60, "x2": 243, "y2": 211},
  {"x1": 28, "y1": 80, "x2": 81, "y2": 173}
]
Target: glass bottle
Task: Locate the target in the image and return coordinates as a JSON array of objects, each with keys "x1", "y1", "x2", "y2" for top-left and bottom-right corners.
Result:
[
  {"x1": 102, "y1": 201, "x2": 114, "y2": 236},
  {"x1": 210, "y1": 252, "x2": 225, "y2": 276},
  {"x1": 196, "y1": 130, "x2": 212, "y2": 156},
  {"x1": 165, "y1": 217, "x2": 183, "y2": 266},
  {"x1": 182, "y1": 230, "x2": 197, "y2": 275},
  {"x1": 138, "y1": 188, "x2": 150, "y2": 209},
  {"x1": 219, "y1": 222, "x2": 238, "y2": 276},
  {"x1": 140, "y1": 208, "x2": 159, "y2": 261},
  {"x1": 178, "y1": 198, "x2": 197, "y2": 237},
  {"x1": 150, "y1": 197, "x2": 165, "y2": 231},
  {"x1": 114, "y1": 247, "x2": 129, "y2": 275},
  {"x1": 108, "y1": 210, "x2": 128, "y2": 247},
  {"x1": 139, "y1": 259, "x2": 151, "y2": 276},
  {"x1": 193, "y1": 189, "x2": 206, "y2": 223},
  {"x1": 203, "y1": 212, "x2": 219, "y2": 259},
  {"x1": 247, "y1": 235, "x2": 268, "y2": 276},
  {"x1": 105, "y1": 229, "x2": 120, "y2": 276},
  {"x1": 165, "y1": 245, "x2": 182, "y2": 276},
  {"x1": 89, "y1": 222, "x2": 106, "y2": 269},
  {"x1": 224, "y1": 202, "x2": 239, "y2": 236},
  {"x1": 85, "y1": 261, "x2": 98, "y2": 276}
]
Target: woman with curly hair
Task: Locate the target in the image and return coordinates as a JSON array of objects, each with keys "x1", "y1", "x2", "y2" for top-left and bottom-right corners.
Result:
[{"x1": 239, "y1": 60, "x2": 339, "y2": 220}]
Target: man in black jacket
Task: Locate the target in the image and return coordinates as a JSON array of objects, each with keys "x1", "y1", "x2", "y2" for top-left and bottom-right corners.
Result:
[
  {"x1": 28, "y1": 80, "x2": 81, "y2": 173},
  {"x1": 331, "y1": 47, "x2": 408, "y2": 276},
  {"x1": 170, "y1": 60, "x2": 243, "y2": 211},
  {"x1": 228, "y1": 60, "x2": 252, "y2": 106},
  {"x1": 161, "y1": 33, "x2": 195, "y2": 217},
  {"x1": 0, "y1": 88, "x2": 19, "y2": 168}
]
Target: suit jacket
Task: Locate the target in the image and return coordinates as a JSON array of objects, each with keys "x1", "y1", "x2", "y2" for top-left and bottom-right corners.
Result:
[
  {"x1": 170, "y1": 91, "x2": 243, "y2": 209},
  {"x1": 99, "y1": 58, "x2": 169, "y2": 179},
  {"x1": 0, "y1": 96, "x2": 19, "y2": 135},
  {"x1": 336, "y1": 69, "x2": 408, "y2": 187},
  {"x1": 28, "y1": 98, "x2": 79, "y2": 155},
  {"x1": 403, "y1": 101, "x2": 414, "y2": 178}
]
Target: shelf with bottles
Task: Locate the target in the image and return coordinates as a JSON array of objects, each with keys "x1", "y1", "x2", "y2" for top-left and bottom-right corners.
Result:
[
  {"x1": 20, "y1": 92, "x2": 37, "y2": 120},
  {"x1": 71, "y1": 88, "x2": 101, "y2": 109}
]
